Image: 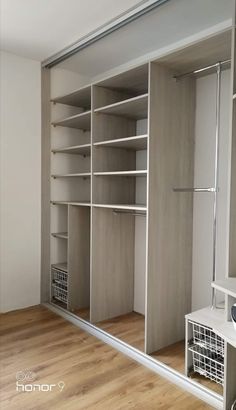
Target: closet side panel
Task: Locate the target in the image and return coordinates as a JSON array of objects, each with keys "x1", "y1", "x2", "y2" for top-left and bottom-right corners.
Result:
[
  {"x1": 229, "y1": 13, "x2": 236, "y2": 276},
  {"x1": 146, "y1": 62, "x2": 195, "y2": 353},
  {"x1": 41, "y1": 68, "x2": 51, "y2": 303}
]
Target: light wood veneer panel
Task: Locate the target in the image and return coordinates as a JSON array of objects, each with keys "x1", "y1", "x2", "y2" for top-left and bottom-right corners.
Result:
[
  {"x1": 68, "y1": 205, "x2": 90, "y2": 311},
  {"x1": 146, "y1": 62, "x2": 195, "y2": 353},
  {"x1": 90, "y1": 207, "x2": 135, "y2": 322}
]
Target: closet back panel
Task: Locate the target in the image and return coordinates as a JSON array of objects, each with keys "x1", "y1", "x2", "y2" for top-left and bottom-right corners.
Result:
[{"x1": 90, "y1": 207, "x2": 135, "y2": 323}]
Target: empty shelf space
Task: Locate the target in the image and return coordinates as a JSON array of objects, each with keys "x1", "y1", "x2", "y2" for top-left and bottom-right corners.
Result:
[
  {"x1": 52, "y1": 111, "x2": 91, "y2": 130},
  {"x1": 51, "y1": 85, "x2": 91, "y2": 108},
  {"x1": 52, "y1": 173, "x2": 91, "y2": 178},
  {"x1": 51, "y1": 200, "x2": 91, "y2": 207},
  {"x1": 93, "y1": 135, "x2": 148, "y2": 150},
  {"x1": 52, "y1": 232, "x2": 68, "y2": 239},
  {"x1": 52, "y1": 144, "x2": 91, "y2": 156},
  {"x1": 94, "y1": 94, "x2": 148, "y2": 120},
  {"x1": 93, "y1": 170, "x2": 147, "y2": 177},
  {"x1": 93, "y1": 203, "x2": 147, "y2": 211},
  {"x1": 212, "y1": 278, "x2": 236, "y2": 299},
  {"x1": 51, "y1": 262, "x2": 68, "y2": 272}
]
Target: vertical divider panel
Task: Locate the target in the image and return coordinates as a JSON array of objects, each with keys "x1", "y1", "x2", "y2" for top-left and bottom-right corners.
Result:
[
  {"x1": 90, "y1": 85, "x2": 94, "y2": 321},
  {"x1": 68, "y1": 205, "x2": 90, "y2": 311},
  {"x1": 224, "y1": 2, "x2": 236, "y2": 408},
  {"x1": 146, "y1": 62, "x2": 195, "y2": 354},
  {"x1": 229, "y1": 0, "x2": 236, "y2": 278},
  {"x1": 41, "y1": 67, "x2": 51, "y2": 303}
]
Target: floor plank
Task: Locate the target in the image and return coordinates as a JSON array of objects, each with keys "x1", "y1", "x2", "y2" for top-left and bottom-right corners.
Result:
[{"x1": 0, "y1": 305, "x2": 213, "y2": 410}]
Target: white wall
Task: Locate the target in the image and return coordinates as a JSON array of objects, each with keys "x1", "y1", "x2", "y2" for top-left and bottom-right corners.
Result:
[{"x1": 0, "y1": 51, "x2": 41, "y2": 312}]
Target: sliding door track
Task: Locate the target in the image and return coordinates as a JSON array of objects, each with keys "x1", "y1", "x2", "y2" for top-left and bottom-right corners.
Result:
[{"x1": 44, "y1": 302, "x2": 223, "y2": 409}]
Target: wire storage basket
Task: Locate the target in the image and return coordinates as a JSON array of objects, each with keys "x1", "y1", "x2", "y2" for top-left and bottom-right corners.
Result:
[
  {"x1": 189, "y1": 344, "x2": 224, "y2": 385},
  {"x1": 190, "y1": 321, "x2": 225, "y2": 356},
  {"x1": 52, "y1": 284, "x2": 68, "y2": 304},
  {"x1": 51, "y1": 266, "x2": 68, "y2": 305},
  {"x1": 52, "y1": 267, "x2": 68, "y2": 286}
]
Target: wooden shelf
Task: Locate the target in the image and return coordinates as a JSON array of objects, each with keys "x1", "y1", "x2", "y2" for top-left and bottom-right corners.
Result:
[
  {"x1": 186, "y1": 305, "x2": 225, "y2": 329},
  {"x1": 52, "y1": 232, "x2": 68, "y2": 239},
  {"x1": 212, "y1": 279, "x2": 236, "y2": 299},
  {"x1": 52, "y1": 144, "x2": 91, "y2": 156},
  {"x1": 93, "y1": 170, "x2": 147, "y2": 177},
  {"x1": 52, "y1": 263, "x2": 68, "y2": 272},
  {"x1": 93, "y1": 203, "x2": 147, "y2": 211},
  {"x1": 51, "y1": 85, "x2": 91, "y2": 108},
  {"x1": 51, "y1": 201, "x2": 91, "y2": 206},
  {"x1": 93, "y1": 135, "x2": 148, "y2": 150},
  {"x1": 52, "y1": 173, "x2": 91, "y2": 178},
  {"x1": 52, "y1": 110, "x2": 91, "y2": 130},
  {"x1": 94, "y1": 94, "x2": 148, "y2": 120}
]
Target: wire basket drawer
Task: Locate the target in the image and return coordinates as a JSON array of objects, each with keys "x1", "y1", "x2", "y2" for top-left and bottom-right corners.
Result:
[
  {"x1": 190, "y1": 321, "x2": 225, "y2": 356},
  {"x1": 189, "y1": 344, "x2": 224, "y2": 385},
  {"x1": 52, "y1": 284, "x2": 68, "y2": 304},
  {"x1": 52, "y1": 267, "x2": 68, "y2": 286}
]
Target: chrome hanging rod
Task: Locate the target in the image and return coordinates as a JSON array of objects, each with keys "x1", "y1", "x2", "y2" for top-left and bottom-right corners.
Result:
[
  {"x1": 211, "y1": 63, "x2": 221, "y2": 310},
  {"x1": 113, "y1": 209, "x2": 146, "y2": 217},
  {"x1": 173, "y1": 187, "x2": 217, "y2": 193},
  {"x1": 174, "y1": 59, "x2": 231, "y2": 80}
]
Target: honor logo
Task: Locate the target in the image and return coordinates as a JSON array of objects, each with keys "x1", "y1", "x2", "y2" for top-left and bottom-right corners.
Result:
[{"x1": 16, "y1": 370, "x2": 65, "y2": 392}]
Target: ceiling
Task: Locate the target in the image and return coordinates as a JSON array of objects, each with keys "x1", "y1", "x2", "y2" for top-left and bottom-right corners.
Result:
[{"x1": 0, "y1": 0, "x2": 144, "y2": 61}]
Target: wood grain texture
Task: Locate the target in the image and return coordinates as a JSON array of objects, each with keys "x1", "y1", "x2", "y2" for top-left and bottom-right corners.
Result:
[
  {"x1": 68, "y1": 205, "x2": 90, "y2": 311},
  {"x1": 224, "y1": 342, "x2": 236, "y2": 410},
  {"x1": 98, "y1": 312, "x2": 145, "y2": 352},
  {"x1": 0, "y1": 305, "x2": 213, "y2": 410},
  {"x1": 90, "y1": 208, "x2": 135, "y2": 322},
  {"x1": 93, "y1": 176, "x2": 136, "y2": 205},
  {"x1": 41, "y1": 67, "x2": 51, "y2": 303},
  {"x1": 229, "y1": 87, "x2": 236, "y2": 277},
  {"x1": 93, "y1": 86, "x2": 132, "y2": 109},
  {"x1": 92, "y1": 112, "x2": 136, "y2": 143},
  {"x1": 158, "y1": 30, "x2": 231, "y2": 75},
  {"x1": 146, "y1": 62, "x2": 195, "y2": 353}
]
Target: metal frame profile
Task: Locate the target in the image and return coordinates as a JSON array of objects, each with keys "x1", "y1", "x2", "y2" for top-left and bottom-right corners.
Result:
[{"x1": 41, "y1": 0, "x2": 170, "y2": 68}]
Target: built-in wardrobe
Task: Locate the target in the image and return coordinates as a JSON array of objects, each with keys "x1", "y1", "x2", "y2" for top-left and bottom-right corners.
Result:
[{"x1": 41, "y1": 15, "x2": 236, "y2": 410}]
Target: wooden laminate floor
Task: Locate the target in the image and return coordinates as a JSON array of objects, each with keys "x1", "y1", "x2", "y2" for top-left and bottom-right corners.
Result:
[
  {"x1": 0, "y1": 305, "x2": 213, "y2": 410},
  {"x1": 98, "y1": 312, "x2": 145, "y2": 351},
  {"x1": 96, "y1": 311, "x2": 223, "y2": 396}
]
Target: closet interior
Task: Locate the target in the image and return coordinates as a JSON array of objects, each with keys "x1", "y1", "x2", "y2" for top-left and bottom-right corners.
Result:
[{"x1": 45, "y1": 26, "x2": 236, "y2": 407}]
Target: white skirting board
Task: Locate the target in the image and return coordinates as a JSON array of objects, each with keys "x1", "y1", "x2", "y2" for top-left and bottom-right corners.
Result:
[{"x1": 44, "y1": 302, "x2": 223, "y2": 409}]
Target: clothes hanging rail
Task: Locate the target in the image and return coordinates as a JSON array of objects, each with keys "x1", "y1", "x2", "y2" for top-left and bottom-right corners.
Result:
[
  {"x1": 173, "y1": 187, "x2": 217, "y2": 193},
  {"x1": 113, "y1": 209, "x2": 146, "y2": 217},
  {"x1": 174, "y1": 59, "x2": 231, "y2": 80}
]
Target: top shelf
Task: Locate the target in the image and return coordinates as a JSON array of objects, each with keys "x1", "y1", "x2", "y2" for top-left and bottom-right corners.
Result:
[
  {"x1": 51, "y1": 85, "x2": 91, "y2": 108},
  {"x1": 212, "y1": 278, "x2": 236, "y2": 299},
  {"x1": 94, "y1": 94, "x2": 148, "y2": 120}
]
